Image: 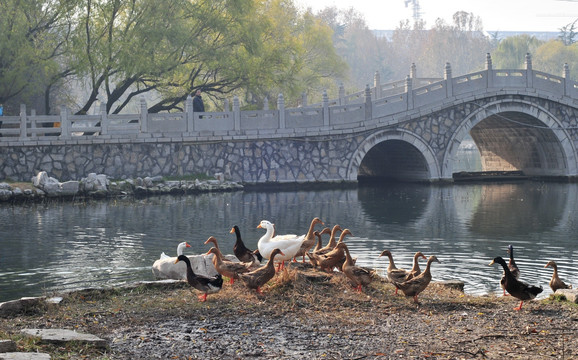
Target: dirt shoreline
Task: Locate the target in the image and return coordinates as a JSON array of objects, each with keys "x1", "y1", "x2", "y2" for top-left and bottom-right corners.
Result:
[{"x1": 1, "y1": 266, "x2": 577, "y2": 359}]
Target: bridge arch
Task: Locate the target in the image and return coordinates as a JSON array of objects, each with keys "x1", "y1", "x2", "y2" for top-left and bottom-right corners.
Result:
[
  {"x1": 348, "y1": 129, "x2": 440, "y2": 182},
  {"x1": 442, "y1": 99, "x2": 578, "y2": 179}
]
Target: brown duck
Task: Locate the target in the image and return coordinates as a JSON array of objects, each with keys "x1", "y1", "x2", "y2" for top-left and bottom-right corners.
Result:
[
  {"x1": 378, "y1": 250, "x2": 409, "y2": 295},
  {"x1": 206, "y1": 247, "x2": 251, "y2": 285},
  {"x1": 544, "y1": 260, "x2": 572, "y2": 293},
  {"x1": 405, "y1": 251, "x2": 428, "y2": 281},
  {"x1": 393, "y1": 255, "x2": 441, "y2": 304},
  {"x1": 342, "y1": 243, "x2": 374, "y2": 292},
  {"x1": 238, "y1": 248, "x2": 285, "y2": 294},
  {"x1": 310, "y1": 228, "x2": 332, "y2": 254},
  {"x1": 316, "y1": 224, "x2": 342, "y2": 255},
  {"x1": 293, "y1": 217, "x2": 324, "y2": 262},
  {"x1": 308, "y1": 229, "x2": 352, "y2": 272}
]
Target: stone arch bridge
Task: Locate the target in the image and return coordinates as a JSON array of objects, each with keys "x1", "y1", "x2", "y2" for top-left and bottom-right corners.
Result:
[{"x1": 1, "y1": 54, "x2": 577, "y2": 183}]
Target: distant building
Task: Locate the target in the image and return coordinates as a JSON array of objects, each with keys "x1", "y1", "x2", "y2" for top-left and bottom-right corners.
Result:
[{"x1": 372, "y1": 29, "x2": 559, "y2": 42}]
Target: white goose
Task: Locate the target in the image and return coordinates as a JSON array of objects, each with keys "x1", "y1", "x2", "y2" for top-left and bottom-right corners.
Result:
[
  {"x1": 152, "y1": 241, "x2": 193, "y2": 280},
  {"x1": 159, "y1": 241, "x2": 191, "y2": 259},
  {"x1": 257, "y1": 220, "x2": 305, "y2": 271}
]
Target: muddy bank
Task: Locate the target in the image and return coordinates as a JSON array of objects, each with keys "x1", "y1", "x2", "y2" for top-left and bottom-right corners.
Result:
[{"x1": 1, "y1": 266, "x2": 577, "y2": 359}]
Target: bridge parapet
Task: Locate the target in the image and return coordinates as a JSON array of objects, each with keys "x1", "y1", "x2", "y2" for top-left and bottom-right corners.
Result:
[{"x1": 0, "y1": 54, "x2": 576, "y2": 145}]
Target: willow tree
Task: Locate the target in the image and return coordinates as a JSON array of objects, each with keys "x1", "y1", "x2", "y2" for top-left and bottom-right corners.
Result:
[
  {"x1": 492, "y1": 35, "x2": 544, "y2": 69},
  {"x1": 67, "y1": 0, "x2": 260, "y2": 114},
  {"x1": 0, "y1": 0, "x2": 78, "y2": 113},
  {"x1": 534, "y1": 40, "x2": 578, "y2": 81},
  {"x1": 64, "y1": 0, "x2": 346, "y2": 114}
]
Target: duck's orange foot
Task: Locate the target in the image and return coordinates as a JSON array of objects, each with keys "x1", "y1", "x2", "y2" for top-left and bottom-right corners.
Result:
[
  {"x1": 198, "y1": 293, "x2": 208, "y2": 302},
  {"x1": 513, "y1": 301, "x2": 524, "y2": 311},
  {"x1": 229, "y1": 278, "x2": 235, "y2": 285},
  {"x1": 355, "y1": 285, "x2": 363, "y2": 293}
]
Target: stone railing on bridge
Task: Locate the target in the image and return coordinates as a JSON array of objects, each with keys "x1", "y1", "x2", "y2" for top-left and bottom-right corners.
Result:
[{"x1": 1, "y1": 54, "x2": 577, "y2": 144}]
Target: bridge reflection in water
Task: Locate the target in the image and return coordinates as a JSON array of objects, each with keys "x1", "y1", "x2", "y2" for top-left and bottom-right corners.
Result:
[{"x1": 1, "y1": 182, "x2": 577, "y2": 302}]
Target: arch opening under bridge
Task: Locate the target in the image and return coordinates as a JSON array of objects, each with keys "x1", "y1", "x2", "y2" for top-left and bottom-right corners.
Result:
[{"x1": 443, "y1": 100, "x2": 577, "y2": 180}]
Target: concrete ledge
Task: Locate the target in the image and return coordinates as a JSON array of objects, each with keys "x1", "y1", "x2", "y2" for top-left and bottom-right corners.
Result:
[
  {"x1": 21, "y1": 329, "x2": 106, "y2": 348},
  {"x1": 0, "y1": 340, "x2": 16, "y2": 352},
  {"x1": 0, "y1": 298, "x2": 43, "y2": 317},
  {"x1": 433, "y1": 280, "x2": 465, "y2": 292},
  {"x1": 0, "y1": 353, "x2": 51, "y2": 360}
]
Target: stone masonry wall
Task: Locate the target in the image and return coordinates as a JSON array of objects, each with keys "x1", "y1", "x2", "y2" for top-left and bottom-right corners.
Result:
[{"x1": 0, "y1": 136, "x2": 363, "y2": 183}]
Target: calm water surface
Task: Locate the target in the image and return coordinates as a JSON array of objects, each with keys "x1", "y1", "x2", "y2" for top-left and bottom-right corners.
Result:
[{"x1": 1, "y1": 182, "x2": 577, "y2": 302}]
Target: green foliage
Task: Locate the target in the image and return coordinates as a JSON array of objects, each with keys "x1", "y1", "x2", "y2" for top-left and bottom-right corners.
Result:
[
  {"x1": 0, "y1": 0, "x2": 78, "y2": 112},
  {"x1": 492, "y1": 35, "x2": 544, "y2": 69},
  {"x1": 534, "y1": 40, "x2": 578, "y2": 81},
  {"x1": 559, "y1": 19, "x2": 578, "y2": 45},
  {"x1": 0, "y1": 0, "x2": 346, "y2": 114}
]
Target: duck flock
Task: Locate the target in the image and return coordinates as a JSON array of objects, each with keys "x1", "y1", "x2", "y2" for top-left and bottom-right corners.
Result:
[{"x1": 161, "y1": 217, "x2": 572, "y2": 310}]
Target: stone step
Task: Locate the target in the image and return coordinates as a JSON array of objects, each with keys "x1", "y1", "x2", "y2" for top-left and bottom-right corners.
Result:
[
  {"x1": 0, "y1": 353, "x2": 51, "y2": 359},
  {"x1": 0, "y1": 340, "x2": 16, "y2": 352},
  {"x1": 20, "y1": 329, "x2": 106, "y2": 348}
]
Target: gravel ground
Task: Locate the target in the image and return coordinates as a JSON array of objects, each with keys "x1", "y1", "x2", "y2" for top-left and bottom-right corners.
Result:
[{"x1": 2, "y1": 265, "x2": 577, "y2": 359}]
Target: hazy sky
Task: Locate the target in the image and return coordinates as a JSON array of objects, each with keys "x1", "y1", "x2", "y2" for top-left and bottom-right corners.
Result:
[{"x1": 295, "y1": 0, "x2": 578, "y2": 32}]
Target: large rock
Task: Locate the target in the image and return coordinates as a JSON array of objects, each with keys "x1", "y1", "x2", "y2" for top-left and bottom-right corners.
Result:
[
  {"x1": 59, "y1": 181, "x2": 80, "y2": 196},
  {"x1": 80, "y1": 173, "x2": 109, "y2": 192},
  {"x1": 555, "y1": 289, "x2": 578, "y2": 303},
  {"x1": 31, "y1": 171, "x2": 79, "y2": 197},
  {"x1": 32, "y1": 171, "x2": 60, "y2": 196}
]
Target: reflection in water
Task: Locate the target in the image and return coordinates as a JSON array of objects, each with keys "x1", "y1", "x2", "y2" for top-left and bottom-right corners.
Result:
[
  {"x1": 467, "y1": 182, "x2": 566, "y2": 236},
  {"x1": 357, "y1": 184, "x2": 430, "y2": 225},
  {"x1": 1, "y1": 182, "x2": 577, "y2": 302}
]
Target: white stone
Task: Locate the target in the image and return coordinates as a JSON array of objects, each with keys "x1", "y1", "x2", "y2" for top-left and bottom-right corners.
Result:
[{"x1": 59, "y1": 181, "x2": 79, "y2": 196}]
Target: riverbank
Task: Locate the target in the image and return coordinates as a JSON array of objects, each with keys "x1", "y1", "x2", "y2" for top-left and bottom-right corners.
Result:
[
  {"x1": 1, "y1": 264, "x2": 577, "y2": 359},
  {"x1": 0, "y1": 171, "x2": 244, "y2": 204}
]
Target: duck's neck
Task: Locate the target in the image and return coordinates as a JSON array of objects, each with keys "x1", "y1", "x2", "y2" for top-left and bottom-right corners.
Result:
[
  {"x1": 211, "y1": 250, "x2": 223, "y2": 264},
  {"x1": 411, "y1": 255, "x2": 421, "y2": 272},
  {"x1": 313, "y1": 233, "x2": 323, "y2": 252},
  {"x1": 260, "y1": 224, "x2": 275, "y2": 244},
  {"x1": 344, "y1": 247, "x2": 354, "y2": 267},
  {"x1": 181, "y1": 257, "x2": 196, "y2": 276},
  {"x1": 386, "y1": 253, "x2": 396, "y2": 271},
  {"x1": 267, "y1": 253, "x2": 280, "y2": 269},
  {"x1": 177, "y1": 243, "x2": 186, "y2": 256},
  {"x1": 208, "y1": 240, "x2": 220, "y2": 253},
  {"x1": 327, "y1": 228, "x2": 340, "y2": 247},
  {"x1": 234, "y1": 228, "x2": 243, "y2": 245},
  {"x1": 305, "y1": 219, "x2": 318, "y2": 240},
  {"x1": 423, "y1": 259, "x2": 434, "y2": 277}
]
